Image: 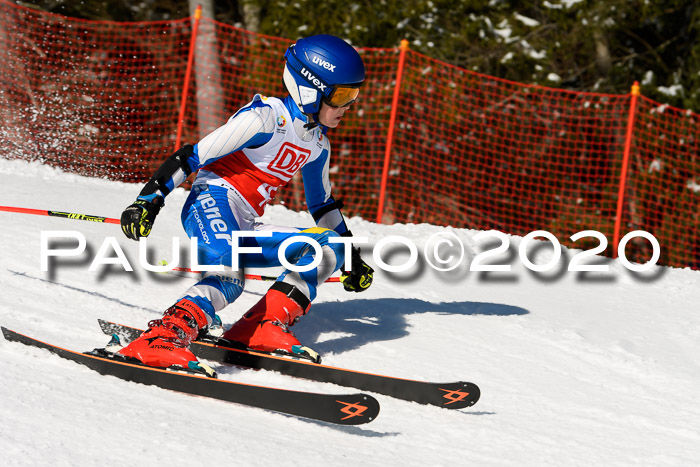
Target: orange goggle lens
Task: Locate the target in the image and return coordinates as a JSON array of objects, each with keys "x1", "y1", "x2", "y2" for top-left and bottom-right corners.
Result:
[{"x1": 326, "y1": 86, "x2": 360, "y2": 107}]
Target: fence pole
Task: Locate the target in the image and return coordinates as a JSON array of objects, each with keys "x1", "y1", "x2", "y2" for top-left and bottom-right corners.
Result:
[
  {"x1": 175, "y1": 5, "x2": 202, "y2": 150},
  {"x1": 612, "y1": 81, "x2": 640, "y2": 257},
  {"x1": 376, "y1": 39, "x2": 409, "y2": 224}
]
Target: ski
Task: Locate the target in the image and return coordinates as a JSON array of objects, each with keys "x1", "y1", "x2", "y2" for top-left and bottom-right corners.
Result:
[
  {"x1": 99, "y1": 319, "x2": 481, "y2": 409},
  {"x1": 1, "y1": 327, "x2": 379, "y2": 426}
]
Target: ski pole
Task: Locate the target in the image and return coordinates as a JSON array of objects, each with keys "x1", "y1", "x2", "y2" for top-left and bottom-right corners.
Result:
[
  {"x1": 169, "y1": 266, "x2": 340, "y2": 282},
  {"x1": 1, "y1": 205, "x2": 341, "y2": 283},
  {"x1": 0, "y1": 205, "x2": 119, "y2": 224}
]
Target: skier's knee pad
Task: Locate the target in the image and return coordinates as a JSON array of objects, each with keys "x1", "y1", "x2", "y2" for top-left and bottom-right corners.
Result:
[
  {"x1": 279, "y1": 228, "x2": 343, "y2": 302},
  {"x1": 300, "y1": 227, "x2": 345, "y2": 272}
]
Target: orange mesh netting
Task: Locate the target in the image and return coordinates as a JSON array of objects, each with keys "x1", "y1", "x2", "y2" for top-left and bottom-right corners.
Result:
[
  {"x1": 624, "y1": 97, "x2": 700, "y2": 267},
  {"x1": 0, "y1": 1, "x2": 191, "y2": 178},
  {"x1": 0, "y1": 1, "x2": 698, "y2": 269}
]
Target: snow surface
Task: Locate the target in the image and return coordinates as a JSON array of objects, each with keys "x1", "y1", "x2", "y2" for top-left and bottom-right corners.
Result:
[{"x1": 1, "y1": 158, "x2": 699, "y2": 466}]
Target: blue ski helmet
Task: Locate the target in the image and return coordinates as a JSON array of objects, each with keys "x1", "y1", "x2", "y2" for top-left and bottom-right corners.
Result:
[{"x1": 283, "y1": 35, "x2": 365, "y2": 116}]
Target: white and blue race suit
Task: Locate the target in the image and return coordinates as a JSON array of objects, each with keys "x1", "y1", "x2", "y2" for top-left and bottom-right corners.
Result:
[{"x1": 141, "y1": 95, "x2": 350, "y2": 323}]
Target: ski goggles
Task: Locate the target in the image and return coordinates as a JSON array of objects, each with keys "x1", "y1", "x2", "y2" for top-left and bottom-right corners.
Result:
[{"x1": 324, "y1": 85, "x2": 361, "y2": 108}]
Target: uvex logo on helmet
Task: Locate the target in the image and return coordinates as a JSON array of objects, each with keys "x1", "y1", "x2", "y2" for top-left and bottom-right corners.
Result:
[
  {"x1": 301, "y1": 68, "x2": 327, "y2": 91},
  {"x1": 311, "y1": 55, "x2": 336, "y2": 72}
]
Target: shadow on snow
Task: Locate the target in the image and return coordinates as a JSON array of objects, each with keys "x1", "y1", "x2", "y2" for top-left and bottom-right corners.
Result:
[{"x1": 293, "y1": 298, "x2": 528, "y2": 355}]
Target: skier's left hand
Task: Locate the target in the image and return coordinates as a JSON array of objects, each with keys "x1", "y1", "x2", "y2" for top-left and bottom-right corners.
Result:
[{"x1": 340, "y1": 246, "x2": 374, "y2": 292}]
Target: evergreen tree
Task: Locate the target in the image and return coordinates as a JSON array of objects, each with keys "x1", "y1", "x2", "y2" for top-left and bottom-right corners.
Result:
[{"x1": 14, "y1": 0, "x2": 700, "y2": 110}]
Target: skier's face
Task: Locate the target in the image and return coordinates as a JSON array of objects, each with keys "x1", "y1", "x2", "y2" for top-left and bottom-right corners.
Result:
[{"x1": 318, "y1": 102, "x2": 350, "y2": 128}]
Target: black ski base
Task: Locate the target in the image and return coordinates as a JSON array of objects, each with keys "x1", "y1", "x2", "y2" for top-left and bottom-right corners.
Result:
[
  {"x1": 99, "y1": 319, "x2": 481, "y2": 409},
  {"x1": 1, "y1": 327, "x2": 379, "y2": 425}
]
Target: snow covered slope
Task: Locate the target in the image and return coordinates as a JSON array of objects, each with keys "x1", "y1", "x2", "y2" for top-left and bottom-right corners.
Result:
[{"x1": 1, "y1": 158, "x2": 699, "y2": 466}]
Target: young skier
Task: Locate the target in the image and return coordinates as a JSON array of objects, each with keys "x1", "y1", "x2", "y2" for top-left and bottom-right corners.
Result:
[{"x1": 117, "y1": 34, "x2": 374, "y2": 373}]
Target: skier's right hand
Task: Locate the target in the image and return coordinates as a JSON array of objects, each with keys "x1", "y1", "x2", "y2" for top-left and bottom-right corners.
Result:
[
  {"x1": 340, "y1": 246, "x2": 374, "y2": 293},
  {"x1": 120, "y1": 194, "x2": 164, "y2": 240}
]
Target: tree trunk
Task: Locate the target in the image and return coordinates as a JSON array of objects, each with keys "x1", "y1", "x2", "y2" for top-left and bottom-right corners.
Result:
[
  {"x1": 593, "y1": 29, "x2": 611, "y2": 75},
  {"x1": 188, "y1": 0, "x2": 225, "y2": 138},
  {"x1": 240, "y1": 0, "x2": 262, "y2": 33}
]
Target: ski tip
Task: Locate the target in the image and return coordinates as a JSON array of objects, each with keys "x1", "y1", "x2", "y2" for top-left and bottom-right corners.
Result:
[
  {"x1": 334, "y1": 393, "x2": 380, "y2": 425},
  {"x1": 435, "y1": 382, "x2": 480, "y2": 409}
]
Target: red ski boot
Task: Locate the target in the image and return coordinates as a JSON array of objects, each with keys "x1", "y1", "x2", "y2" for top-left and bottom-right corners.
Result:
[
  {"x1": 118, "y1": 298, "x2": 215, "y2": 376},
  {"x1": 222, "y1": 282, "x2": 320, "y2": 363}
]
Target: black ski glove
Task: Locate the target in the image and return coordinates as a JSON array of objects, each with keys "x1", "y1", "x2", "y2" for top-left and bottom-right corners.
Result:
[
  {"x1": 340, "y1": 246, "x2": 374, "y2": 293},
  {"x1": 120, "y1": 194, "x2": 164, "y2": 240}
]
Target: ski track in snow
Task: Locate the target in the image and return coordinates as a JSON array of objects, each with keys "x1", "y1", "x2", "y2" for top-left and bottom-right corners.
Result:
[{"x1": 1, "y1": 158, "x2": 699, "y2": 466}]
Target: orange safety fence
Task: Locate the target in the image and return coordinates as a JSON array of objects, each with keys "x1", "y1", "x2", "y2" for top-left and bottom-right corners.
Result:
[{"x1": 0, "y1": 0, "x2": 698, "y2": 270}]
